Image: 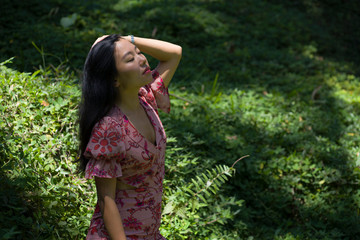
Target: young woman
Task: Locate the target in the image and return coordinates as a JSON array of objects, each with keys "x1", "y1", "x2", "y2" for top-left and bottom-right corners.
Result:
[{"x1": 78, "y1": 34, "x2": 182, "y2": 240}]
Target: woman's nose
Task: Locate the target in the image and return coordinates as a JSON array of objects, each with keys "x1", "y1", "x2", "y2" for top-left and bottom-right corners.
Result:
[{"x1": 139, "y1": 54, "x2": 146, "y2": 65}]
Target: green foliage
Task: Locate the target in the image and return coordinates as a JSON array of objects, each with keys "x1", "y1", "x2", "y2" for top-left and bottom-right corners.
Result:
[
  {"x1": 161, "y1": 147, "x2": 247, "y2": 239},
  {"x1": 1, "y1": 0, "x2": 360, "y2": 239},
  {"x1": 0, "y1": 59, "x2": 94, "y2": 239}
]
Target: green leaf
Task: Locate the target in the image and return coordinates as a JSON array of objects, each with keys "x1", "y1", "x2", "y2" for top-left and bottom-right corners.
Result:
[
  {"x1": 162, "y1": 201, "x2": 174, "y2": 215},
  {"x1": 60, "y1": 13, "x2": 78, "y2": 28}
]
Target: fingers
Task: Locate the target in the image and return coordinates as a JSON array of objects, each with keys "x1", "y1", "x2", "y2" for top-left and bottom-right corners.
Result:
[{"x1": 91, "y1": 35, "x2": 109, "y2": 48}]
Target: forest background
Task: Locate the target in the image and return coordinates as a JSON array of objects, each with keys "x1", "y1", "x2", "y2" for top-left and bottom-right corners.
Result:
[{"x1": 1, "y1": 0, "x2": 360, "y2": 239}]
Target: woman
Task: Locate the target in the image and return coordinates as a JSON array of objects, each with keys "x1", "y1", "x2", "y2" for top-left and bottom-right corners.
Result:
[{"x1": 78, "y1": 34, "x2": 182, "y2": 240}]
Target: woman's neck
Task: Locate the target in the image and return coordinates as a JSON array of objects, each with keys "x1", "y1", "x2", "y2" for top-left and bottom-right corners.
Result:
[{"x1": 116, "y1": 88, "x2": 141, "y2": 112}]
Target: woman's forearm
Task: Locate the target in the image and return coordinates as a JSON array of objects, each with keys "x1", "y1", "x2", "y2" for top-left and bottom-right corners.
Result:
[
  {"x1": 122, "y1": 35, "x2": 182, "y2": 87},
  {"x1": 95, "y1": 177, "x2": 126, "y2": 240},
  {"x1": 100, "y1": 196, "x2": 126, "y2": 240},
  {"x1": 123, "y1": 35, "x2": 182, "y2": 62}
]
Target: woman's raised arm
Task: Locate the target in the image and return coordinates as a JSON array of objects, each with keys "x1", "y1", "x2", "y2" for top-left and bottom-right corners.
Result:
[{"x1": 122, "y1": 35, "x2": 182, "y2": 88}]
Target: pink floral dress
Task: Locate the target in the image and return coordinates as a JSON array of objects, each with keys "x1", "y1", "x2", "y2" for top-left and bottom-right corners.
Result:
[{"x1": 84, "y1": 71, "x2": 170, "y2": 240}]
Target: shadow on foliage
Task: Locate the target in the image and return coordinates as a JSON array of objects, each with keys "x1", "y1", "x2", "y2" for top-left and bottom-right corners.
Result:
[
  {"x1": 0, "y1": 131, "x2": 47, "y2": 239},
  {"x1": 267, "y1": 0, "x2": 360, "y2": 70},
  {"x1": 163, "y1": 88, "x2": 359, "y2": 238}
]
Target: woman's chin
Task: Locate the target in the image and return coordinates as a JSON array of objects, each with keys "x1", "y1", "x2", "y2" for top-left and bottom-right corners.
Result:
[{"x1": 143, "y1": 74, "x2": 153, "y2": 83}]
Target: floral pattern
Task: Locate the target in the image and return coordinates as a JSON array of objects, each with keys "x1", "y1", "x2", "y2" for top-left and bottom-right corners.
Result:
[
  {"x1": 125, "y1": 174, "x2": 146, "y2": 186},
  {"x1": 91, "y1": 128, "x2": 120, "y2": 153},
  {"x1": 85, "y1": 70, "x2": 168, "y2": 240},
  {"x1": 123, "y1": 216, "x2": 143, "y2": 230}
]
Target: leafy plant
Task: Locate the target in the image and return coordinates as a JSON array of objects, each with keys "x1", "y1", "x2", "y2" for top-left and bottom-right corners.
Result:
[
  {"x1": 161, "y1": 156, "x2": 248, "y2": 239},
  {"x1": 0, "y1": 59, "x2": 92, "y2": 239}
]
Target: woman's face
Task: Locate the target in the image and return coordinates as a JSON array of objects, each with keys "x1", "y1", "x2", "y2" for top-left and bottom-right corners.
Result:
[{"x1": 113, "y1": 39, "x2": 153, "y2": 91}]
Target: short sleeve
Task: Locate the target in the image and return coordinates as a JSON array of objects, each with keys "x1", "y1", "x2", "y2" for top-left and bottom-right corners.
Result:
[
  {"x1": 84, "y1": 116, "x2": 125, "y2": 179},
  {"x1": 138, "y1": 70, "x2": 170, "y2": 113}
]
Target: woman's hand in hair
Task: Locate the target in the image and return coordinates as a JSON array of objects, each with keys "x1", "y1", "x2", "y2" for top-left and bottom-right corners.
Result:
[{"x1": 91, "y1": 35, "x2": 109, "y2": 48}]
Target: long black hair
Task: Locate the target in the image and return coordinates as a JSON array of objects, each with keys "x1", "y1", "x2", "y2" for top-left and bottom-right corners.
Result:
[{"x1": 78, "y1": 34, "x2": 121, "y2": 171}]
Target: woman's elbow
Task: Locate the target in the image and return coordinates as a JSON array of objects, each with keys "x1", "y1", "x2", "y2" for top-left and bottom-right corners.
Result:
[
  {"x1": 176, "y1": 46, "x2": 182, "y2": 59},
  {"x1": 171, "y1": 46, "x2": 182, "y2": 63}
]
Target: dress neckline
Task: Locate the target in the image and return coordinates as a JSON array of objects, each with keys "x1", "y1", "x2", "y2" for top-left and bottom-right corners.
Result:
[{"x1": 114, "y1": 98, "x2": 158, "y2": 148}]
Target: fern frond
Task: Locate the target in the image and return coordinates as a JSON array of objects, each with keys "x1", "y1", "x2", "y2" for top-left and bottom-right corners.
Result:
[
  {"x1": 191, "y1": 165, "x2": 232, "y2": 201},
  {"x1": 186, "y1": 156, "x2": 249, "y2": 204},
  {"x1": 162, "y1": 156, "x2": 249, "y2": 225}
]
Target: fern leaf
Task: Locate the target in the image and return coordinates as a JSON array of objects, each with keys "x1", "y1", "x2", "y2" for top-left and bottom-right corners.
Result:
[
  {"x1": 218, "y1": 175, "x2": 226, "y2": 183},
  {"x1": 202, "y1": 173, "x2": 209, "y2": 182},
  {"x1": 184, "y1": 187, "x2": 195, "y2": 195},
  {"x1": 197, "y1": 194, "x2": 207, "y2": 203},
  {"x1": 191, "y1": 178, "x2": 200, "y2": 189},
  {"x1": 196, "y1": 176, "x2": 205, "y2": 186},
  {"x1": 213, "y1": 178, "x2": 221, "y2": 188},
  {"x1": 209, "y1": 187, "x2": 217, "y2": 195},
  {"x1": 212, "y1": 182, "x2": 220, "y2": 192},
  {"x1": 204, "y1": 189, "x2": 211, "y2": 197}
]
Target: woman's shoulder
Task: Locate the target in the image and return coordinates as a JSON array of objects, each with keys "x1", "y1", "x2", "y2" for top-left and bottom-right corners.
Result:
[{"x1": 94, "y1": 106, "x2": 125, "y2": 131}]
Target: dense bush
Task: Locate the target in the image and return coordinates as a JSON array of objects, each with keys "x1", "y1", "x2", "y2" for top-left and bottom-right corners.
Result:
[
  {"x1": 1, "y1": 0, "x2": 360, "y2": 239},
  {"x1": 0, "y1": 60, "x2": 90, "y2": 239}
]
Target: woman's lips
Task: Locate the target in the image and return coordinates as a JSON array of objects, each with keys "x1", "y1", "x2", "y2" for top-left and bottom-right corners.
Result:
[{"x1": 143, "y1": 67, "x2": 151, "y2": 75}]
